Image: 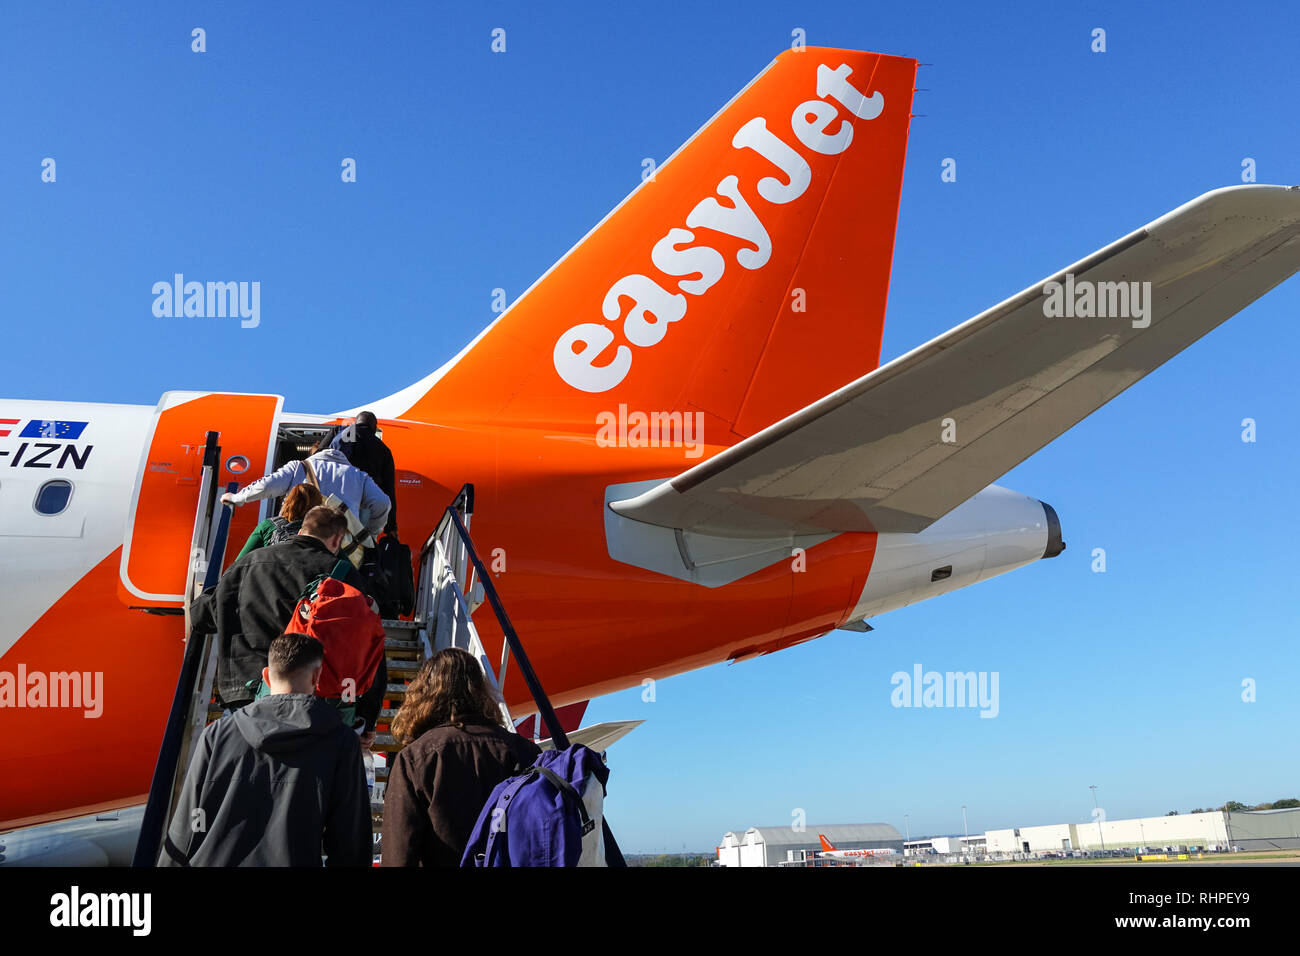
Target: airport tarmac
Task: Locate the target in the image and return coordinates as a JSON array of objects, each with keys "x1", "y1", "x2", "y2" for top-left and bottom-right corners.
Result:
[{"x1": 970, "y1": 853, "x2": 1300, "y2": 868}]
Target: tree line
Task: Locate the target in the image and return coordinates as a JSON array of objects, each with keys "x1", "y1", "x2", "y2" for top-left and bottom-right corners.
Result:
[{"x1": 1165, "y1": 797, "x2": 1299, "y2": 815}]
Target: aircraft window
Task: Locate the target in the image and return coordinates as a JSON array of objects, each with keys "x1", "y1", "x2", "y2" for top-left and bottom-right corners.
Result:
[{"x1": 34, "y1": 479, "x2": 73, "y2": 516}]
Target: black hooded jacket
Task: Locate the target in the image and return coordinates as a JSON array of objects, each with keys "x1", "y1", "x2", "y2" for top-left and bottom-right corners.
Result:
[
  {"x1": 190, "y1": 535, "x2": 385, "y2": 727},
  {"x1": 159, "y1": 694, "x2": 371, "y2": 867},
  {"x1": 336, "y1": 430, "x2": 398, "y2": 534}
]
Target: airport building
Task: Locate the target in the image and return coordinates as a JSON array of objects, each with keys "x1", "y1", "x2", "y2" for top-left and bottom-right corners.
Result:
[
  {"x1": 716, "y1": 824, "x2": 903, "y2": 867},
  {"x1": 1223, "y1": 808, "x2": 1300, "y2": 851},
  {"x1": 985, "y1": 821, "x2": 1095, "y2": 854},
  {"x1": 904, "y1": 835, "x2": 985, "y2": 855},
  {"x1": 717, "y1": 808, "x2": 1299, "y2": 865},
  {"x1": 985, "y1": 807, "x2": 1300, "y2": 854},
  {"x1": 905, "y1": 836, "x2": 962, "y2": 855}
]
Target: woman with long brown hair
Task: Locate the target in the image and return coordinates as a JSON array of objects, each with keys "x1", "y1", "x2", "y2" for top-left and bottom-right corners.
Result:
[
  {"x1": 234, "y1": 482, "x2": 325, "y2": 558},
  {"x1": 381, "y1": 648, "x2": 540, "y2": 867}
]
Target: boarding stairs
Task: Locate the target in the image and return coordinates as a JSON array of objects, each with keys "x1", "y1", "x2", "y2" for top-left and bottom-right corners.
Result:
[{"x1": 132, "y1": 431, "x2": 623, "y2": 866}]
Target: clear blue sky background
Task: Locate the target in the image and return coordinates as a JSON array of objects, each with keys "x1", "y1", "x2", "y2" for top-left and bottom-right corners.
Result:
[{"x1": 3, "y1": 2, "x2": 1297, "y2": 852}]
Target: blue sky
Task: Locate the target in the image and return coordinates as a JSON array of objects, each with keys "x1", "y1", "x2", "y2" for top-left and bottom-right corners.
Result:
[{"x1": 3, "y1": 2, "x2": 1298, "y2": 852}]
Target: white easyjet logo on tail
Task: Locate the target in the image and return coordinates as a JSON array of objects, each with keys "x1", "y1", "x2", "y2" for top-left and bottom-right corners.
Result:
[{"x1": 553, "y1": 63, "x2": 885, "y2": 394}]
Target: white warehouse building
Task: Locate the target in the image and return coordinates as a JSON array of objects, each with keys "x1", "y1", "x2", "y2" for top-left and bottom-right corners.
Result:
[
  {"x1": 905, "y1": 835, "x2": 986, "y2": 855},
  {"x1": 985, "y1": 822, "x2": 1081, "y2": 854},
  {"x1": 983, "y1": 809, "x2": 1300, "y2": 853}
]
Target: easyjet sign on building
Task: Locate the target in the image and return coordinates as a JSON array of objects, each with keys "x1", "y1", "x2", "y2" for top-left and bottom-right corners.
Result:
[{"x1": 553, "y1": 63, "x2": 886, "y2": 394}]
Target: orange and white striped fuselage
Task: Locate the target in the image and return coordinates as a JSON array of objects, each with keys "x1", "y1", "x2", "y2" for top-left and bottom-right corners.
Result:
[{"x1": 817, "y1": 834, "x2": 898, "y2": 859}]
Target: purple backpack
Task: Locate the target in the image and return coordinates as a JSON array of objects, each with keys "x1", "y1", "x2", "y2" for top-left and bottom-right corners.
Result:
[{"x1": 460, "y1": 745, "x2": 622, "y2": 867}]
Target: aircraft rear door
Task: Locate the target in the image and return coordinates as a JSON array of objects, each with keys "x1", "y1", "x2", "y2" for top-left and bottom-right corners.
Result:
[{"x1": 119, "y1": 391, "x2": 282, "y2": 608}]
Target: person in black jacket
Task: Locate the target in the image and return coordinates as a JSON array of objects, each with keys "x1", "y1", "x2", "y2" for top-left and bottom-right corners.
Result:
[
  {"x1": 381, "y1": 648, "x2": 540, "y2": 867},
  {"x1": 159, "y1": 633, "x2": 371, "y2": 867},
  {"x1": 190, "y1": 506, "x2": 386, "y2": 733},
  {"x1": 331, "y1": 411, "x2": 398, "y2": 535}
]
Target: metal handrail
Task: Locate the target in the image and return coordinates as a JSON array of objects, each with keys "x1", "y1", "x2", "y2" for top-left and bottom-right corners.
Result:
[
  {"x1": 421, "y1": 483, "x2": 474, "y2": 566},
  {"x1": 415, "y1": 483, "x2": 473, "y2": 638},
  {"x1": 444, "y1": 506, "x2": 570, "y2": 750},
  {"x1": 133, "y1": 453, "x2": 238, "y2": 867},
  {"x1": 433, "y1": 490, "x2": 627, "y2": 864},
  {"x1": 422, "y1": 484, "x2": 569, "y2": 750},
  {"x1": 182, "y1": 433, "x2": 222, "y2": 637}
]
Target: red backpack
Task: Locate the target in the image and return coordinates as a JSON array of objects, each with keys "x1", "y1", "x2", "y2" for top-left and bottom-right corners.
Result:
[{"x1": 284, "y1": 560, "x2": 386, "y2": 703}]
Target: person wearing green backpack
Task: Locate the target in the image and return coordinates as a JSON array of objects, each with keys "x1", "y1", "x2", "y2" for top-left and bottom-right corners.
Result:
[{"x1": 234, "y1": 483, "x2": 325, "y2": 559}]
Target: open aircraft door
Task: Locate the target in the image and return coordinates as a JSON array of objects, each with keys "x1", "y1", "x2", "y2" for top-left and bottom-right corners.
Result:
[{"x1": 119, "y1": 391, "x2": 283, "y2": 609}]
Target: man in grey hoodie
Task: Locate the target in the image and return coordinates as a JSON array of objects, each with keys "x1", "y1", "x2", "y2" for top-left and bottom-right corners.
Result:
[
  {"x1": 222, "y1": 441, "x2": 391, "y2": 536},
  {"x1": 159, "y1": 633, "x2": 372, "y2": 867}
]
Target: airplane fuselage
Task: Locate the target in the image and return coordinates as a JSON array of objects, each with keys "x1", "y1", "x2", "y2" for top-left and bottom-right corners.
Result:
[{"x1": 0, "y1": 396, "x2": 1055, "y2": 831}]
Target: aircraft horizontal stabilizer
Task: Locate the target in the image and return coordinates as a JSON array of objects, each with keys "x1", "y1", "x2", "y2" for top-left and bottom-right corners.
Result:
[
  {"x1": 610, "y1": 185, "x2": 1300, "y2": 537},
  {"x1": 537, "y1": 720, "x2": 644, "y2": 753}
]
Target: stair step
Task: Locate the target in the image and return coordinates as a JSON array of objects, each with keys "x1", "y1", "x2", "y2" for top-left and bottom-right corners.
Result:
[
  {"x1": 384, "y1": 638, "x2": 421, "y2": 652},
  {"x1": 372, "y1": 733, "x2": 400, "y2": 753},
  {"x1": 379, "y1": 707, "x2": 400, "y2": 719},
  {"x1": 382, "y1": 619, "x2": 421, "y2": 632},
  {"x1": 385, "y1": 683, "x2": 410, "y2": 697},
  {"x1": 386, "y1": 660, "x2": 420, "y2": 678}
]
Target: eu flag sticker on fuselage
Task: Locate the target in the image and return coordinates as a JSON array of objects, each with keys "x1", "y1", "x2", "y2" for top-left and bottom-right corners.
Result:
[{"x1": 18, "y1": 420, "x2": 88, "y2": 440}]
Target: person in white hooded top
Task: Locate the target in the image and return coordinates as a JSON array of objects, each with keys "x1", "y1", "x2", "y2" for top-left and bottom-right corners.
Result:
[{"x1": 222, "y1": 441, "x2": 391, "y2": 536}]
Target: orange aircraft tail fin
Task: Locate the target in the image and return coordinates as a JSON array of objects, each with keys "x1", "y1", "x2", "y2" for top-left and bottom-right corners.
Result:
[
  {"x1": 385, "y1": 48, "x2": 917, "y2": 445},
  {"x1": 818, "y1": 833, "x2": 837, "y2": 852}
]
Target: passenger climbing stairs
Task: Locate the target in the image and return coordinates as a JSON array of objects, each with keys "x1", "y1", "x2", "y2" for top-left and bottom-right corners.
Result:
[{"x1": 130, "y1": 436, "x2": 632, "y2": 866}]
